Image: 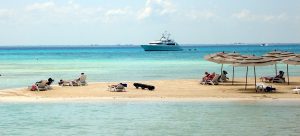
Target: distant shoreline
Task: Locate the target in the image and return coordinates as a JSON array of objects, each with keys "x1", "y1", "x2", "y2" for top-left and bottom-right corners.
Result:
[{"x1": 0, "y1": 43, "x2": 300, "y2": 47}]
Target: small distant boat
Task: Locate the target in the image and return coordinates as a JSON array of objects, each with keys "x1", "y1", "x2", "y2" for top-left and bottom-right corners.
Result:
[
  {"x1": 141, "y1": 31, "x2": 182, "y2": 51},
  {"x1": 260, "y1": 43, "x2": 268, "y2": 46}
]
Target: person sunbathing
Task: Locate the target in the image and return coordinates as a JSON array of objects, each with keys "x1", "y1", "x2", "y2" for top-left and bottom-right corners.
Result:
[
  {"x1": 207, "y1": 72, "x2": 216, "y2": 80},
  {"x1": 58, "y1": 79, "x2": 73, "y2": 86},
  {"x1": 220, "y1": 70, "x2": 229, "y2": 82},
  {"x1": 202, "y1": 72, "x2": 211, "y2": 82},
  {"x1": 34, "y1": 78, "x2": 54, "y2": 90},
  {"x1": 201, "y1": 72, "x2": 218, "y2": 85},
  {"x1": 261, "y1": 71, "x2": 284, "y2": 82}
]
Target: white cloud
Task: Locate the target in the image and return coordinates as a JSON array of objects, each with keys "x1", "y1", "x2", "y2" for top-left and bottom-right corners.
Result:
[
  {"x1": 103, "y1": 8, "x2": 133, "y2": 23},
  {"x1": 3, "y1": 1, "x2": 290, "y2": 25},
  {"x1": 0, "y1": 9, "x2": 14, "y2": 17},
  {"x1": 1, "y1": 1, "x2": 219, "y2": 24},
  {"x1": 137, "y1": 7, "x2": 152, "y2": 20},
  {"x1": 25, "y1": 1, "x2": 83, "y2": 15},
  {"x1": 21, "y1": 1, "x2": 104, "y2": 24},
  {"x1": 232, "y1": 9, "x2": 287, "y2": 22},
  {"x1": 105, "y1": 8, "x2": 130, "y2": 17},
  {"x1": 25, "y1": 1, "x2": 56, "y2": 11},
  {"x1": 232, "y1": 9, "x2": 252, "y2": 19},
  {"x1": 20, "y1": 1, "x2": 138, "y2": 24},
  {"x1": 263, "y1": 13, "x2": 286, "y2": 21},
  {"x1": 186, "y1": 10, "x2": 216, "y2": 20},
  {"x1": 0, "y1": 9, "x2": 17, "y2": 23},
  {"x1": 156, "y1": 0, "x2": 176, "y2": 15},
  {"x1": 137, "y1": 0, "x2": 176, "y2": 20}
]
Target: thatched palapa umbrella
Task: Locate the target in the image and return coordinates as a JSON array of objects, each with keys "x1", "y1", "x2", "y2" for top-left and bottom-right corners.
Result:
[
  {"x1": 224, "y1": 52, "x2": 244, "y2": 85},
  {"x1": 204, "y1": 52, "x2": 242, "y2": 85},
  {"x1": 263, "y1": 50, "x2": 296, "y2": 84},
  {"x1": 282, "y1": 54, "x2": 300, "y2": 85},
  {"x1": 262, "y1": 53, "x2": 281, "y2": 75},
  {"x1": 204, "y1": 52, "x2": 228, "y2": 75},
  {"x1": 234, "y1": 55, "x2": 276, "y2": 91}
]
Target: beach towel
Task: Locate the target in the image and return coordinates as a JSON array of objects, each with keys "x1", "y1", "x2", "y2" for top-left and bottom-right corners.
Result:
[{"x1": 31, "y1": 85, "x2": 38, "y2": 91}]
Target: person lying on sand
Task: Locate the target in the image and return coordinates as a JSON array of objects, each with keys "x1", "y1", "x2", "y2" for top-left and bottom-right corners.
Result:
[
  {"x1": 58, "y1": 79, "x2": 73, "y2": 86},
  {"x1": 32, "y1": 78, "x2": 54, "y2": 91},
  {"x1": 36, "y1": 78, "x2": 54, "y2": 86}
]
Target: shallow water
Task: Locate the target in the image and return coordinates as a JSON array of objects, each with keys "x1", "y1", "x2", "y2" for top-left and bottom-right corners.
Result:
[
  {"x1": 0, "y1": 44, "x2": 300, "y2": 89},
  {"x1": 0, "y1": 101, "x2": 300, "y2": 136}
]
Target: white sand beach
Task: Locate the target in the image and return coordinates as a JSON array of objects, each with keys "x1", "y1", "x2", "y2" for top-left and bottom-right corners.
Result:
[{"x1": 1, "y1": 77, "x2": 300, "y2": 102}]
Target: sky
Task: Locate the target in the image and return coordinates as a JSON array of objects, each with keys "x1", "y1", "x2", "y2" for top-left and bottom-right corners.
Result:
[{"x1": 0, "y1": 0, "x2": 299, "y2": 45}]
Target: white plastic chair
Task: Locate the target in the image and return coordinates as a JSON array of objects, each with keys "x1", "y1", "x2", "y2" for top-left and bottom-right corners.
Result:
[
  {"x1": 108, "y1": 84, "x2": 126, "y2": 92},
  {"x1": 292, "y1": 86, "x2": 300, "y2": 94}
]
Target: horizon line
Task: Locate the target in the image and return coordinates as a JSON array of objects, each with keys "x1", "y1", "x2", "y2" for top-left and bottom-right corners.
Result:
[{"x1": 0, "y1": 42, "x2": 300, "y2": 47}]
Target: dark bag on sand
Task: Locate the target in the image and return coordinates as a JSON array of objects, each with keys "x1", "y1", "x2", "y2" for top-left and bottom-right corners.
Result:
[
  {"x1": 120, "y1": 83, "x2": 127, "y2": 87},
  {"x1": 265, "y1": 86, "x2": 276, "y2": 92},
  {"x1": 133, "y1": 83, "x2": 155, "y2": 91}
]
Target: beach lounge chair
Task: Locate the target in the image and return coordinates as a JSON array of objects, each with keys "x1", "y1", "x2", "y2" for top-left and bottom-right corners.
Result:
[
  {"x1": 292, "y1": 86, "x2": 300, "y2": 94},
  {"x1": 261, "y1": 71, "x2": 285, "y2": 83},
  {"x1": 108, "y1": 84, "x2": 126, "y2": 92},
  {"x1": 202, "y1": 74, "x2": 220, "y2": 85},
  {"x1": 58, "y1": 80, "x2": 73, "y2": 86},
  {"x1": 256, "y1": 83, "x2": 276, "y2": 92},
  {"x1": 36, "y1": 80, "x2": 49, "y2": 91},
  {"x1": 34, "y1": 78, "x2": 54, "y2": 91},
  {"x1": 272, "y1": 77, "x2": 285, "y2": 83}
]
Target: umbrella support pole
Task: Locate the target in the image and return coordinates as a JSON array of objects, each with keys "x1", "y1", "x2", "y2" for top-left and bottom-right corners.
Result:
[
  {"x1": 232, "y1": 66, "x2": 235, "y2": 85},
  {"x1": 287, "y1": 64, "x2": 290, "y2": 85},
  {"x1": 275, "y1": 64, "x2": 278, "y2": 76},
  {"x1": 221, "y1": 64, "x2": 224, "y2": 76},
  {"x1": 254, "y1": 66, "x2": 257, "y2": 92},
  {"x1": 245, "y1": 66, "x2": 248, "y2": 90}
]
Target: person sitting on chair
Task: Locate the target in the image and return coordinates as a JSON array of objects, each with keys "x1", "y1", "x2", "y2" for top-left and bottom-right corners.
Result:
[
  {"x1": 73, "y1": 73, "x2": 87, "y2": 86},
  {"x1": 35, "y1": 78, "x2": 54, "y2": 90},
  {"x1": 207, "y1": 72, "x2": 215, "y2": 80},
  {"x1": 275, "y1": 71, "x2": 284, "y2": 78},
  {"x1": 220, "y1": 70, "x2": 229, "y2": 82},
  {"x1": 202, "y1": 72, "x2": 211, "y2": 82},
  {"x1": 47, "y1": 78, "x2": 54, "y2": 85},
  {"x1": 78, "y1": 73, "x2": 87, "y2": 85}
]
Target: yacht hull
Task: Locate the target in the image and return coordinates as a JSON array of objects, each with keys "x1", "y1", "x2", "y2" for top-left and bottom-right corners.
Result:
[{"x1": 141, "y1": 45, "x2": 183, "y2": 51}]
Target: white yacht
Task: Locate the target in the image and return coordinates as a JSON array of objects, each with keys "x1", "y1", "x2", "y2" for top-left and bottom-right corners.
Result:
[{"x1": 141, "y1": 32, "x2": 182, "y2": 51}]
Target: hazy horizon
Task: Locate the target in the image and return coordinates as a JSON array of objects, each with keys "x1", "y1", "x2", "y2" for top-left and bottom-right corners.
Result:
[{"x1": 1, "y1": 43, "x2": 300, "y2": 47}]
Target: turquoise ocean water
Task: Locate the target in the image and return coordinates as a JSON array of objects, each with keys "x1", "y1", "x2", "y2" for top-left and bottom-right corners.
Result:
[
  {"x1": 1, "y1": 101, "x2": 300, "y2": 136},
  {"x1": 1, "y1": 44, "x2": 300, "y2": 136},
  {"x1": 0, "y1": 44, "x2": 300, "y2": 89}
]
